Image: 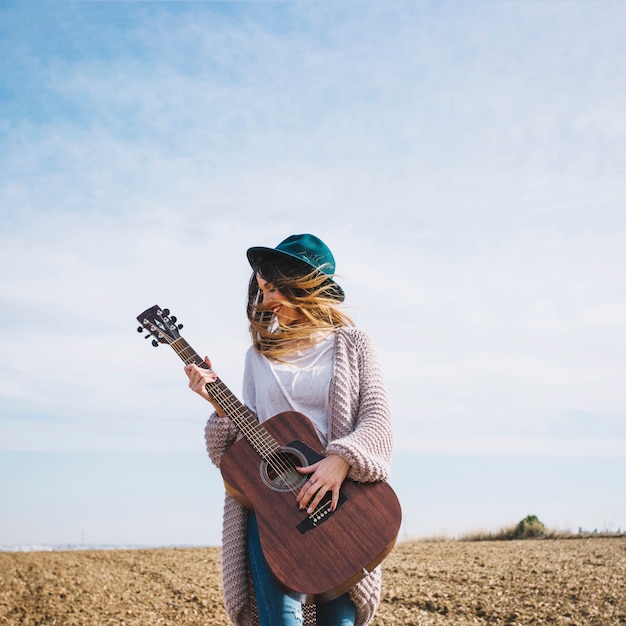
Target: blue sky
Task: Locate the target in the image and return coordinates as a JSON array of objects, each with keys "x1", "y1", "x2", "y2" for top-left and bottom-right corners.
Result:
[{"x1": 1, "y1": 0, "x2": 625, "y2": 547}]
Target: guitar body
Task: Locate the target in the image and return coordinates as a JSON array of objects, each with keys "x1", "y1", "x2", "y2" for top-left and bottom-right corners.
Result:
[{"x1": 219, "y1": 410, "x2": 402, "y2": 603}]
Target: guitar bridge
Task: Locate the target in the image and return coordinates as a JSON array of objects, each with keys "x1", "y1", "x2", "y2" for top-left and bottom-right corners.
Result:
[{"x1": 296, "y1": 491, "x2": 348, "y2": 534}]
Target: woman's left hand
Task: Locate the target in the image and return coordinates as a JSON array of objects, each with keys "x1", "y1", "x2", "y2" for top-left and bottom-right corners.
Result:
[{"x1": 296, "y1": 454, "x2": 350, "y2": 515}]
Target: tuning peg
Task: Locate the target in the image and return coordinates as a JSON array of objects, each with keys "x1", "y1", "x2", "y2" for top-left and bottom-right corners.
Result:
[
  {"x1": 151, "y1": 340, "x2": 159, "y2": 347},
  {"x1": 170, "y1": 316, "x2": 177, "y2": 323},
  {"x1": 177, "y1": 324, "x2": 184, "y2": 330},
  {"x1": 163, "y1": 308, "x2": 170, "y2": 316},
  {"x1": 136, "y1": 326, "x2": 144, "y2": 333},
  {"x1": 144, "y1": 334, "x2": 151, "y2": 340}
]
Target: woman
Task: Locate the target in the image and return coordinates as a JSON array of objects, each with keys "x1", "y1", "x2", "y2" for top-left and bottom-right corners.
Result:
[{"x1": 185, "y1": 233, "x2": 393, "y2": 626}]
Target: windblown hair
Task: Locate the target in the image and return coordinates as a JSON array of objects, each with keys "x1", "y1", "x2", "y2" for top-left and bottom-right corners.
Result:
[{"x1": 247, "y1": 257, "x2": 353, "y2": 359}]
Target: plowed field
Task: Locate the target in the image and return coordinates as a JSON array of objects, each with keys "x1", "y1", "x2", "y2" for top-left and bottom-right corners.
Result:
[{"x1": 1, "y1": 538, "x2": 624, "y2": 625}]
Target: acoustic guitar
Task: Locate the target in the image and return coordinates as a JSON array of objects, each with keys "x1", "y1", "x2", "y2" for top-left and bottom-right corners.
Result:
[{"x1": 137, "y1": 304, "x2": 402, "y2": 603}]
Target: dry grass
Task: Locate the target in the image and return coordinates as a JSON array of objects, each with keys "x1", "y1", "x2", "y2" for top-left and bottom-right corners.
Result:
[{"x1": 1, "y1": 537, "x2": 625, "y2": 625}]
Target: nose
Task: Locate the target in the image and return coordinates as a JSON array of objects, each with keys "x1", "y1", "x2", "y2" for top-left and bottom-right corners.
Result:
[{"x1": 259, "y1": 290, "x2": 275, "y2": 308}]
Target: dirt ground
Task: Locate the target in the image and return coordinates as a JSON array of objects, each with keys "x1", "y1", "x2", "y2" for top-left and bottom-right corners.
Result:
[{"x1": 1, "y1": 537, "x2": 624, "y2": 625}]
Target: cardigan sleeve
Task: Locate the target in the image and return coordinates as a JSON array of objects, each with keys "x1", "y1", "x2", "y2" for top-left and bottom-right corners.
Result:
[
  {"x1": 204, "y1": 413, "x2": 239, "y2": 468},
  {"x1": 325, "y1": 328, "x2": 393, "y2": 483}
]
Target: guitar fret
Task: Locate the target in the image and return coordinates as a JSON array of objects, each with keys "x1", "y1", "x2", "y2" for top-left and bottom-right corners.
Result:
[
  {"x1": 138, "y1": 307, "x2": 307, "y2": 495},
  {"x1": 168, "y1": 335, "x2": 281, "y2": 461}
]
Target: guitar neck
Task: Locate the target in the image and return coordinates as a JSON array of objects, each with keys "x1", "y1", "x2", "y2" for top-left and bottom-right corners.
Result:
[
  {"x1": 169, "y1": 336, "x2": 254, "y2": 427},
  {"x1": 169, "y1": 337, "x2": 280, "y2": 460},
  {"x1": 137, "y1": 305, "x2": 282, "y2": 461}
]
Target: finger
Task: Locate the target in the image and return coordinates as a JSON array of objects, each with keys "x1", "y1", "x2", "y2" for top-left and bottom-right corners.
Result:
[
  {"x1": 188, "y1": 368, "x2": 213, "y2": 395},
  {"x1": 297, "y1": 487, "x2": 312, "y2": 510},
  {"x1": 187, "y1": 368, "x2": 198, "y2": 387},
  {"x1": 190, "y1": 365, "x2": 217, "y2": 385},
  {"x1": 297, "y1": 474, "x2": 322, "y2": 507},
  {"x1": 301, "y1": 478, "x2": 323, "y2": 510},
  {"x1": 306, "y1": 486, "x2": 328, "y2": 514},
  {"x1": 295, "y1": 464, "x2": 317, "y2": 505},
  {"x1": 296, "y1": 462, "x2": 318, "y2": 475},
  {"x1": 297, "y1": 477, "x2": 314, "y2": 507},
  {"x1": 202, "y1": 366, "x2": 218, "y2": 384}
]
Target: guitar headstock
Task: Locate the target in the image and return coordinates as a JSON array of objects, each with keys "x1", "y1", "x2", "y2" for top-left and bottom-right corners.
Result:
[{"x1": 136, "y1": 305, "x2": 183, "y2": 347}]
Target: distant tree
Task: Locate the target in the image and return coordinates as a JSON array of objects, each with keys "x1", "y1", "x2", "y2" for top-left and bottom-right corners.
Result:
[{"x1": 513, "y1": 515, "x2": 546, "y2": 539}]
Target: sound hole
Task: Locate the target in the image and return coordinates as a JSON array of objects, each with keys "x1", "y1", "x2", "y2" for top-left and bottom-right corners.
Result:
[{"x1": 260, "y1": 445, "x2": 309, "y2": 493}]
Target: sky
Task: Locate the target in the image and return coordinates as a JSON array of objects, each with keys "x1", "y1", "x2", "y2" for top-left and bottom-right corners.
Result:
[{"x1": 1, "y1": 0, "x2": 625, "y2": 549}]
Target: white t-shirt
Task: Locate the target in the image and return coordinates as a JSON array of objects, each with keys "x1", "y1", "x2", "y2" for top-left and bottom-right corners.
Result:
[{"x1": 242, "y1": 332, "x2": 335, "y2": 446}]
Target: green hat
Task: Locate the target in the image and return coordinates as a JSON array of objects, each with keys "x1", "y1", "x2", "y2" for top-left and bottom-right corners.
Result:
[{"x1": 247, "y1": 233, "x2": 344, "y2": 301}]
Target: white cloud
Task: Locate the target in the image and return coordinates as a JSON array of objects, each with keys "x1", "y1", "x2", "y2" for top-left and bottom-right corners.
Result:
[{"x1": 1, "y1": 0, "x2": 626, "y2": 544}]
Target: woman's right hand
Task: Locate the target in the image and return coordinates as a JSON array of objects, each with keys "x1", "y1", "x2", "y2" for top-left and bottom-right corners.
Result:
[{"x1": 184, "y1": 356, "x2": 226, "y2": 416}]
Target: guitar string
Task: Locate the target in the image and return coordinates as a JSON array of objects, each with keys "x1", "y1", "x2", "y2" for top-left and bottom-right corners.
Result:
[
  {"x1": 146, "y1": 318, "x2": 299, "y2": 491},
  {"x1": 193, "y1": 371, "x2": 306, "y2": 499},
  {"x1": 147, "y1": 319, "x2": 279, "y2": 461},
  {"x1": 193, "y1": 357, "x2": 333, "y2": 519},
  {"x1": 173, "y1": 339, "x2": 305, "y2": 498},
  {"x1": 148, "y1": 316, "x2": 329, "y2": 516}
]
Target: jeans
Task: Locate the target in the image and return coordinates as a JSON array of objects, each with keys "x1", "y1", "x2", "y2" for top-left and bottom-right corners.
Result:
[{"x1": 247, "y1": 512, "x2": 356, "y2": 626}]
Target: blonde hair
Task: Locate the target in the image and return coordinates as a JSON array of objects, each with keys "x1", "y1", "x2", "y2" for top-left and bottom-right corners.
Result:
[{"x1": 247, "y1": 260, "x2": 352, "y2": 360}]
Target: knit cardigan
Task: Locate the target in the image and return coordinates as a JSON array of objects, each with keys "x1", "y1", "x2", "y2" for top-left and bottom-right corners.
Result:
[{"x1": 204, "y1": 326, "x2": 393, "y2": 626}]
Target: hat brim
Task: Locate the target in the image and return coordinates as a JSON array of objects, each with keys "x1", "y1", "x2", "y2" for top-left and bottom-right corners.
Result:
[
  {"x1": 246, "y1": 246, "x2": 345, "y2": 302},
  {"x1": 246, "y1": 246, "x2": 302, "y2": 271}
]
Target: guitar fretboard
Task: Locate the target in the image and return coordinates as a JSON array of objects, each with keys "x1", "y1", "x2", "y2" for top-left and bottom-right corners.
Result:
[{"x1": 170, "y1": 337, "x2": 281, "y2": 461}]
